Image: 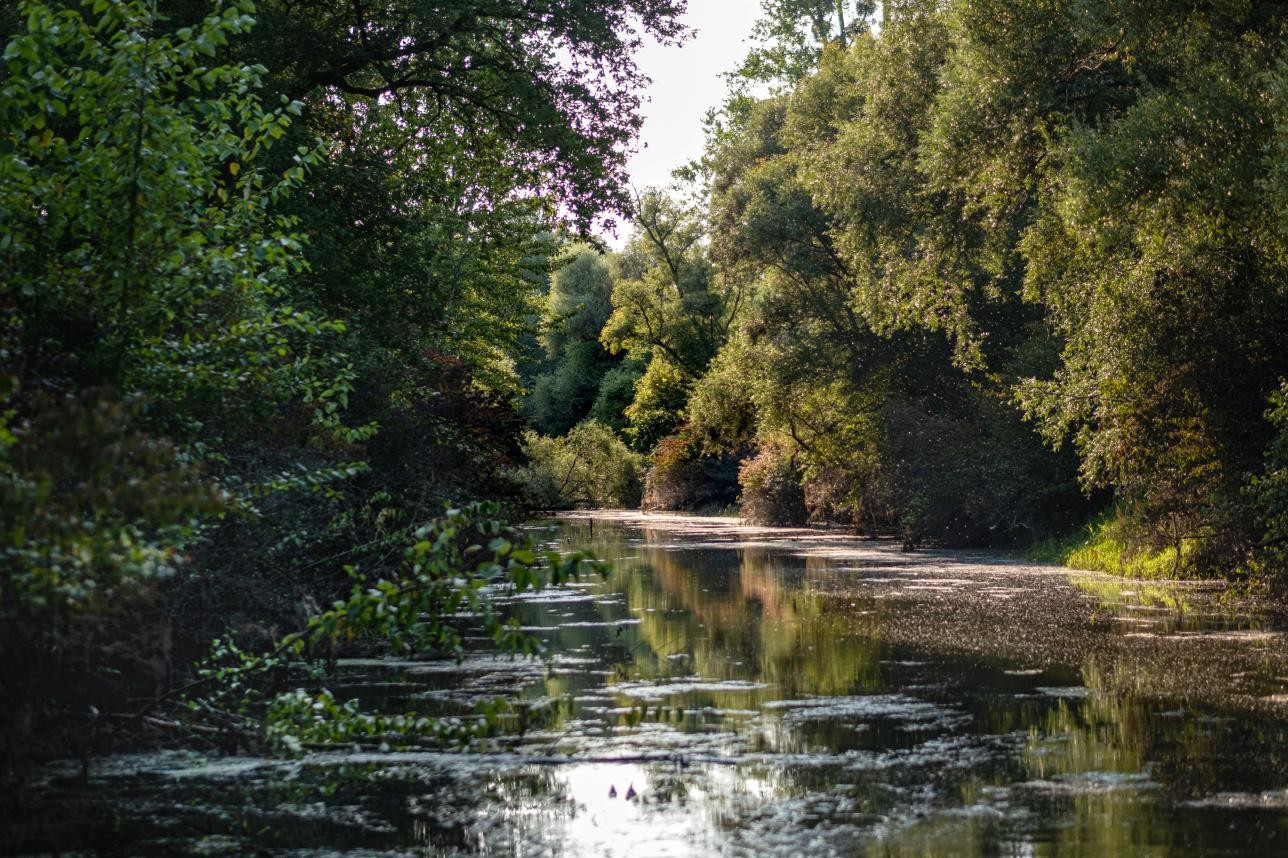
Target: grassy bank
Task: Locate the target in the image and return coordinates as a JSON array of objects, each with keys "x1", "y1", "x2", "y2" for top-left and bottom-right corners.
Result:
[{"x1": 1028, "y1": 513, "x2": 1196, "y2": 579}]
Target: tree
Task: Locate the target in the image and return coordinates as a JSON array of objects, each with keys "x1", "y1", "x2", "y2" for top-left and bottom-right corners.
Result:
[
  {"x1": 1006, "y1": 0, "x2": 1288, "y2": 566},
  {"x1": 602, "y1": 191, "x2": 742, "y2": 379},
  {"x1": 524, "y1": 247, "x2": 643, "y2": 436},
  {"x1": 733, "y1": 0, "x2": 877, "y2": 92},
  {"x1": 699, "y1": 0, "x2": 1088, "y2": 542},
  {"x1": 163, "y1": 0, "x2": 690, "y2": 234},
  {"x1": 0, "y1": 0, "x2": 344, "y2": 765}
]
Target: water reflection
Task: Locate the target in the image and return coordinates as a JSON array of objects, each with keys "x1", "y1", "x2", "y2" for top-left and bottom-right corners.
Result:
[{"x1": 14, "y1": 513, "x2": 1288, "y2": 856}]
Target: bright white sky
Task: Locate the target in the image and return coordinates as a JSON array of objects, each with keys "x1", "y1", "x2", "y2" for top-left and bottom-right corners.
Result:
[
  {"x1": 626, "y1": 1, "x2": 760, "y2": 192},
  {"x1": 603, "y1": 1, "x2": 761, "y2": 244}
]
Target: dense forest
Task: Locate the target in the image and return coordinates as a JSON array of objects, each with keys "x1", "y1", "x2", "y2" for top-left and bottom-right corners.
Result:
[
  {"x1": 525, "y1": 0, "x2": 1288, "y2": 582},
  {"x1": 2, "y1": 0, "x2": 1288, "y2": 799}
]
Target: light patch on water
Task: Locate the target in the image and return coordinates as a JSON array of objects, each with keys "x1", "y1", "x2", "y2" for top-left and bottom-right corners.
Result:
[
  {"x1": 558, "y1": 619, "x2": 642, "y2": 628},
  {"x1": 1170, "y1": 630, "x2": 1283, "y2": 642},
  {"x1": 551, "y1": 655, "x2": 603, "y2": 666},
  {"x1": 505, "y1": 589, "x2": 599, "y2": 604},
  {"x1": 351, "y1": 655, "x2": 547, "y2": 676},
  {"x1": 761, "y1": 695, "x2": 970, "y2": 732},
  {"x1": 611, "y1": 678, "x2": 770, "y2": 700},
  {"x1": 1017, "y1": 771, "x2": 1159, "y2": 793},
  {"x1": 1183, "y1": 790, "x2": 1288, "y2": 810},
  {"x1": 1035, "y1": 686, "x2": 1096, "y2": 698}
]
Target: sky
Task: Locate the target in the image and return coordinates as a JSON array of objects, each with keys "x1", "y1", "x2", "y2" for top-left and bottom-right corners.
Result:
[{"x1": 606, "y1": 1, "x2": 760, "y2": 241}]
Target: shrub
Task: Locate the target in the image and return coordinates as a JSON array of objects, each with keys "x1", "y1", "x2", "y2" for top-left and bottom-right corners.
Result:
[
  {"x1": 641, "y1": 429, "x2": 743, "y2": 512},
  {"x1": 517, "y1": 422, "x2": 642, "y2": 509},
  {"x1": 739, "y1": 445, "x2": 808, "y2": 526}
]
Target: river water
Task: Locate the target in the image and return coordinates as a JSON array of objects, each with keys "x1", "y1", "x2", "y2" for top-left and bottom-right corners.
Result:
[{"x1": 16, "y1": 512, "x2": 1288, "y2": 855}]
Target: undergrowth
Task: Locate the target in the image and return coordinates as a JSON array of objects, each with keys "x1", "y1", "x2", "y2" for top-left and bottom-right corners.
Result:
[{"x1": 1029, "y1": 512, "x2": 1197, "y2": 579}]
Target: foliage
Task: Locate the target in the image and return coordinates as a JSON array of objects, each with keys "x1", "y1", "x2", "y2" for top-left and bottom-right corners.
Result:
[
  {"x1": 212, "y1": 0, "x2": 688, "y2": 235},
  {"x1": 732, "y1": 0, "x2": 876, "y2": 93},
  {"x1": 622, "y1": 356, "x2": 690, "y2": 451},
  {"x1": 0, "y1": 0, "x2": 686, "y2": 778},
  {"x1": 641, "y1": 429, "x2": 743, "y2": 512},
  {"x1": 1011, "y1": 0, "x2": 1288, "y2": 570},
  {"x1": 673, "y1": 0, "x2": 1287, "y2": 570},
  {"x1": 1250, "y1": 382, "x2": 1288, "y2": 588},
  {"x1": 597, "y1": 190, "x2": 748, "y2": 448},
  {"x1": 525, "y1": 248, "x2": 622, "y2": 436},
  {"x1": 738, "y1": 444, "x2": 808, "y2": 526},
  {"x1": 1029, "y1": 511, "x2": 1197, "y2": 580},
  {"x1": 588, "y1": 359, "x2": 645, "y2": 436},
  {"x1": 602, "y1": 191, "x2": 739, "y2": 381},
  {"x1": 191, "y1": 504, "x2": 603, "y2": 753},
  {"x1": 0, "y1": 0, "x2": 336, "y2": 440},
  {"x1": 517, "y1": 422, "x2": 642, "y2": 509},
  {"x1": 0, "y1": 0, "x2": 340, "y2": 767}
]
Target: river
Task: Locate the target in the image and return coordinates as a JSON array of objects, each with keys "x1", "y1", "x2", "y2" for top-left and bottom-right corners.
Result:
[{"x1": 15, "y1": 512, "x2": 1288, "y2": 855}]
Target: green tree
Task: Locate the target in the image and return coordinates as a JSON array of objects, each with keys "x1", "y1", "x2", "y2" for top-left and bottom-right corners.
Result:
[
  {"x1": 518, "y1": 422, "x2": 643, "y2": 509},
  {"x1": 1006, "y1": 0, "x2": 1288, "y2": 567},
  {"x1": 733, "y1": 0, "x2": 876, "y2": 92},
  {"x1": 0, "y1": 0, "x2": 343, "y2": 765},
  {"x1": 701, "y1": 1, "x2": 1087, "y2": 541},
  {"x1": 525, "y1": 248, "x2": 625, "y2": 436},
  {"x1": 600, "y1": 190, "x2": 745, "y2": 446}
]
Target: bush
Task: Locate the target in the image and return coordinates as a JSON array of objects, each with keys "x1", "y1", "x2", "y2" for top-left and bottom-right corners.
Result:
[
  {"x1": 1250, "y1": 380, "x2": 1288, "y2": 589},
  {"x1": 641, "y1": 429, "x2": 743, "y2": 512},
  {"x1": 517, "y1": 422, "x2": 642, "y2": 509},
  {"x1": 739, "y1": 445, "x2": 808, "y2": 526}
]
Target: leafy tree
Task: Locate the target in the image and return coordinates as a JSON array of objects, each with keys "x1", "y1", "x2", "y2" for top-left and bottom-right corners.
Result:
[
  {"x1": 709, "y1": 0, "x2": 1288, "y2": 567},
  {"x1": 170, "y1": 0, "x2": 690, "y2": 233},
  {"x1": 0, "y1": 0, "x2": 687, "y2": 775},
  {"x1": 599, "y1": 190, "x2": 746, "y2": 447},
  {"x1": 518, "y1": 422, "x2": 643, "y2": 509},
  {"x1": 603, "y1": 192, "x2": 731, "y2": 377},
  {"x1": 733, "y1": 0, "x2": 876, "y2": 92},
  {"x1": 525, "y1": 248, "x2": 622, "y2": 436},
  {"x1": 1008, "y1": 0, "x2": 1288, "y2": 567},
  {"x1": 156, "y1": 0, "x2": 690, "y2": 654},
  {"x1": 0, "y1": 0, "x2": 343, "y2": 765},
  {"x1": 700, "y1": 0, "x2": 1089, "y2": 542}
]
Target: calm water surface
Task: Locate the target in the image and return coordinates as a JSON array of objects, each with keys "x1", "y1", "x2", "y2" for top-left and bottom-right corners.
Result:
[{"x1": 17, "y1": 513, "x2": 1288, "y2": 856}]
